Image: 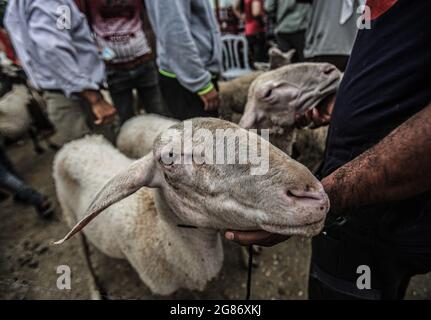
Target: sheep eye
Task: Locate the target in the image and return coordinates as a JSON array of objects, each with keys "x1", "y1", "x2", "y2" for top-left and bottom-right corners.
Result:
[
  {"x1": 263, "y1": 89, "x2": 272, "y2": 99},
  {"x1": 159, "y1": 151, "x2": 177, "y2": 166}
]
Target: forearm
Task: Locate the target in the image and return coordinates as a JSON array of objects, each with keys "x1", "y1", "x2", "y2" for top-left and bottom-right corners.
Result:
[
  {"x1": 80, "y1": 90, "x2": 102, "y2": 104},
  {"x1": 323, "y1": 102, "x2": 431, "y2": 216}
]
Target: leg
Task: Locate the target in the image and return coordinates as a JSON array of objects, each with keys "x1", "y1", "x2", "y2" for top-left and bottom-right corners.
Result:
[
  {"x1": 276, "y1": 32, "x2": 306, "y2": 62},
  {"x1": 275, "y1": 33, "x2": 293, "y2": 54},
  {"x1": 137, "y1": 84, "x2": 170, "y2": 117},
  {"x1": 106, "y1": 66, "x2": 137, "y2": 124},
  {"x1": 44, "y1": 91, "x2": 91, "y2": 146},
  {"x1": 133, "y1": 61, "x2": 170, "y2": 117},
  {"x1": 108, "y1": 87, "x2": 135, "y2": 125},
  {"x1": 159, "y1": 74, "x2": 217, "y2": 121},
  {"x1": 0, "y1": 145, "x2": 53, "y2": 218},
  {"x1": 253, "y1": 33, "x2": 267, "y2": 63}
]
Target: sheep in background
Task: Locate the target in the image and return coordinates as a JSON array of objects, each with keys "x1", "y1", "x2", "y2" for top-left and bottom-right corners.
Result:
[
  {"x1": 116, "y1": 113, "x2": 178, "y2": 158},
  {"x1": 53, "y1": 118, "x2": 329, "y2": 295},
  {"x1": 0, "y1": 85, "x2": 31, "y2": 140},
  {"x1": 239, "y1": 63, "x2": 342, "y2": 171},
  {"x1": 219, "y1": 48, "x2": 295, "y2": 123},
  {"x1": 115, "y1": 48, "x2": 296, "y2": 159},
  {"x1": 0, "y1": 84, "x2": 57, "y2": 154}
]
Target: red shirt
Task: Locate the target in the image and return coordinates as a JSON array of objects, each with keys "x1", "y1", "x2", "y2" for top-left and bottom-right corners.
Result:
[
  {"x1": 244, "y1": 0, "x2": 265, "y2": 36},
  {"x1": 0, "y1": 29, "x2": 19, "y2": 65}
]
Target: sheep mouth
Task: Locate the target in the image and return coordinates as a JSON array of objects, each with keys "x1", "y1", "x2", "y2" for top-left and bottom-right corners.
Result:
[{"x1": 261, "y1": 218, "x2": 325, "y2": 236}]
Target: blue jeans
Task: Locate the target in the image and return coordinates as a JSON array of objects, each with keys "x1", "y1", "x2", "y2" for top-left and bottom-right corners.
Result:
[{"x1": 107, "y1": 60, "x2": 168, "y2": 124}]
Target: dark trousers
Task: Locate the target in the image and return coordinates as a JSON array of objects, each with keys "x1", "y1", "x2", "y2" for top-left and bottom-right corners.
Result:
[
  {"x1": 306, "y1": 55, "x2": 350, "y2": 72},
  {"x1": 275, "y1": 31, "x2": 306, "y2": 62},
  {"x1": 246, "y1": 32, "x2": 267, "y2": 64},
  {"x1": 159, "y1": 74, "x2": 218, "y2": 121},
  {"x1": 107, "y1": 60, "x2": 169, "y2": 124},
  {"x1": 0, "y1": 145, "x2": 39, "y2": 203},
  {"x1": 308, "y1": 220, "x2": 431, "y2": 300}
]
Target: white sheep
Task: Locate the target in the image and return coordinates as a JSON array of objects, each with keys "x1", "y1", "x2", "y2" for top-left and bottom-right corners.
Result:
[
  {"x1": 116, "y1": 113, "x2": 178, "y2": 158},
  {"x1": 53, "y1": 118, "x2": 329, "y2": 295},
  {"x1": 239, "y1": 63, "x2": 342, "y2": 170},
  {"x1": 0, "y1": 85, "x2": 32, "y2": 140},
  {"x1": 219, "y1": 48, "x2": 295, "y2": 123}
]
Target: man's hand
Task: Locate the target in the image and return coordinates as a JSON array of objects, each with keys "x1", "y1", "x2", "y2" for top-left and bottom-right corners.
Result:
[
  {"x1": 81, "y1": 90, "x2": 117, "y2": 125},
  {"x1": 225, "y1": 230, "x2": 290, "y2": 247},
  {"x1": 91, "y1": 99, "x2": 117, "y2": 125},
  {"x1": 296, "y1": 94, "x2": 336, "y2": 128},
  {"x1": 200, "y1": 86, "x2": 220, "y2": 112}
]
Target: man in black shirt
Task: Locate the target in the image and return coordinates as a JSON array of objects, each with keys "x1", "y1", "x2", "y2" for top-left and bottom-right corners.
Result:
[{"x1": 225, "y1": 0, "x2": 431, "y2": 299}]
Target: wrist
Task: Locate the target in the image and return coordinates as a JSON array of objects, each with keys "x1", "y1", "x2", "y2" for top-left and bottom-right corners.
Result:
[
  {"x1": 81, "y1": 90, "x2": 102, "y2": 105},
  {"x1": 321, "y1": 174, "x2": 343, "y2": 217},
  {"x1": 197, "y1": 82, "x2": 214, "y2": 96}
]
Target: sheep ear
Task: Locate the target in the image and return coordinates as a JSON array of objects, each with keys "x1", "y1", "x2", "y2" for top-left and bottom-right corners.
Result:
[
  {"x1": 54, "y1": 154, "x2": 160, "y2": 245},
  {"x1": 269, "y1": 48, "x2": 295, "y2": 70},
  {"x1": 239, "y1": 106, "x2": 258, "y2": 129}
]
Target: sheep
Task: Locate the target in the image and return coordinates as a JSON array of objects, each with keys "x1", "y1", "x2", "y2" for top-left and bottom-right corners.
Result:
[
  {"x1": 116, "y1": 113, "x2": 178, "y2": 158},
  {"x1": 0, "y1": 85, "x2": 32, "y2": 140},
  {"x1": 53, "y1": 118, "x2": 329, "y2": 295},
  {"x1": 0, "y1": 84, "x2": 57, "y2": 153},
  {"x1": 219, "y1": 48, "x2": 295, "y2": 123},
  {"x1": 239, "y1": 63, "x2": 342, "y2": 170}
]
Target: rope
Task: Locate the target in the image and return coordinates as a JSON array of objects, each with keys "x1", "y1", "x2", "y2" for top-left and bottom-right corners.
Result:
[{"x1": 246, "y1": 245, "x2": 253, "y2": 300}]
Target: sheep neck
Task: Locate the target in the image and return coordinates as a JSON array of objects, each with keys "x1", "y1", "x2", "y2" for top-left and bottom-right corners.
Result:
[{"x1": 152, "y1": 189, "x2": 224, "y2": 284}]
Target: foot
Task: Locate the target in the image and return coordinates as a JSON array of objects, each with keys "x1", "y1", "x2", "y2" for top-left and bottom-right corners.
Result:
[
  {"x1": 14, "y1": 188, "x2": 54, "y2": 219},
  {"x1": 35, "y1": 196, "x2": 54, "y2": 219}
]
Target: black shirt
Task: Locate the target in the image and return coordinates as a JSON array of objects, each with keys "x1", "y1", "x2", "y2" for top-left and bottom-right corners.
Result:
[{"x1": 322, "y1": 0, "x2": 431, "y2": 248}]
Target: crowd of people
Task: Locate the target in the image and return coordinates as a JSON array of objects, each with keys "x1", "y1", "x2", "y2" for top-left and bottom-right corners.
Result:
[
  {"x1": 0, "y1": 0, "x2": 430, "y2": 300},
  {"x1": 213, "y1": 0, "x2": 363, "y2": 70}
]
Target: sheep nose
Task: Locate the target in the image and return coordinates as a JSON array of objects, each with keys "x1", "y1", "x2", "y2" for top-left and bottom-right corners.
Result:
[{"x1": 286, "y1": 188, "x2": 328, "y2": 206}]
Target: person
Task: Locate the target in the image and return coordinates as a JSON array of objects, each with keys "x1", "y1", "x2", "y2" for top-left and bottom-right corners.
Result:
[
  {"x1": 4, "y1": 0, "x2": 117, "y2": 146},
  {"x1": 225, "y1": 0, "x2": 431, "y2": 300},
  {"x1": 145, "y1": 0, "x2": 222, "y2": 121},
  {"x1": 75, "y1": 0, "x2": 169, "y2": 124},
  {"x1": 0, "y1": 137, "x2": 53, "y2": 218},
  {"x1": 212, "y1": 0, "x2": 241, "y2": 35},
  {"x1": 265, "y1": 0, "x2": 311, "y2": 62},
  {"x1": 234, "y1": 0, "x2": 267, "y2": 64},
  {"x1": 304, "y1": 0, "x2": 364, "y2": 71}
]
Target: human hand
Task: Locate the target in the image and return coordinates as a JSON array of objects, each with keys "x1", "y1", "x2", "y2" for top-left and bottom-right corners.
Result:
[
  {"x1": 200, "y1": 86, "x2": 220, "y2": 112},
  {"x1": 295, "y1": 95, "x2": 336, "y2": 128},
  {"x1": 91, "y1": 98, "x2": 117, "y2": 125},
  {"x1": 81, "y1": 90, "x2": 117, "y2": 125},
  {"x1": 224, "y1": 230, "x2": 290, "y2": 247}
]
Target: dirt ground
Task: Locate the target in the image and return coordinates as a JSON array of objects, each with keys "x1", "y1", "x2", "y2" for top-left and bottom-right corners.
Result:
[{"x1": 1, "y1": 140, "x2": 430, "y2": 300}]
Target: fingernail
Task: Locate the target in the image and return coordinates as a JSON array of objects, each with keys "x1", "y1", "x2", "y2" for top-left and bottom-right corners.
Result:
[{"x1": 225, "y1": 231, "x2": 234, "y2": 241}]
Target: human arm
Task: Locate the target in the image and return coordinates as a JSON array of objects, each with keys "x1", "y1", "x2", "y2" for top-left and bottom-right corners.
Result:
[
  {"x1": 145, "y1": 0, "x2": 218, "y2": 105},
  {"x1": 25, "y1": 1, "x2": 115, "y2": 124},
  {"x1": 322, "y1": 101, "x2": 431, "y2": 216}
]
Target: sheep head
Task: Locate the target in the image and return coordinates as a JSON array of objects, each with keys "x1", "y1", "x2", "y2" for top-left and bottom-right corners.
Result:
[
  {"x1": 239, "y1": 63, "x2": 341, "y2": 130},
  {"x1": 55, "y1": 118, "x2": 329, "y2": 244}
]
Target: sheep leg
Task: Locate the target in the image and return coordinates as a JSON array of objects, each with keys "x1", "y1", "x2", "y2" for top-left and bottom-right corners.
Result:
[
  {"x1": 78, "y1": 233, "x2": 104, "y2": 300},
  {"x1": 28, "y1": 128, "x2": 44, "y2": 154}
]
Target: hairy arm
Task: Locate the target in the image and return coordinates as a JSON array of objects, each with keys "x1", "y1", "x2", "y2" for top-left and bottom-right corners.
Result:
[{"x1": 324, "y1": 102, "x2": 431, "y2": 216}]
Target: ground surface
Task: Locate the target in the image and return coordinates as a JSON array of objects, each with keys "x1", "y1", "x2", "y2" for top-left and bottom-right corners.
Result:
[{"x1": 0, "y1": 140, "x2": 430, "y2": 300}]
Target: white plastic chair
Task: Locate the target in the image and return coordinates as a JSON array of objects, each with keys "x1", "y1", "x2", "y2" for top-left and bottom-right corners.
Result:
[{"x1": 221, "y1": 35, "x2": 253, "y2": 81}]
